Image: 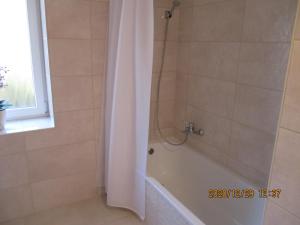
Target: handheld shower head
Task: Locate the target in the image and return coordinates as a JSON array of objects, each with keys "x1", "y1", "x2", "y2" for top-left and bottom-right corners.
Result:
[{"x1": 164, "y1": 0, "x2": 181, "y2": 19}]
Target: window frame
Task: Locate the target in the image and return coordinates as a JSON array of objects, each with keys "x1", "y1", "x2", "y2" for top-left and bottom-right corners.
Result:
[{"x1": 6, "y1": 0, "x2": 49, "y2": 121}]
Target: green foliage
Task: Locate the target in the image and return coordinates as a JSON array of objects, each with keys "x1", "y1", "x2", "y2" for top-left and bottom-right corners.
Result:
[
  {"x1": 1, "y1": 78, "x2": 36, "y2": 108},
  {"x1": 0, "y1": 65, "x2": 36, "y2": 109},
  {"x1": 0, "y1": 66, "x2": 8, "y2": 89},
  {"x1": 0, "y1": 100, "x2": 12, "y2": 111}
]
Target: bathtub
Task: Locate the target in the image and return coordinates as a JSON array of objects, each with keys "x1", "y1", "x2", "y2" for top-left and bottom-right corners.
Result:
[{"x1": 146, "y1": 142, "x2": 266, "y2": 225}]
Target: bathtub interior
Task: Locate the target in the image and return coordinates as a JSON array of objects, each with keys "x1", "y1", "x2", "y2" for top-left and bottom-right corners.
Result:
[{"x1": 147, "y1": 142, "x2": 266, "y2": 225}]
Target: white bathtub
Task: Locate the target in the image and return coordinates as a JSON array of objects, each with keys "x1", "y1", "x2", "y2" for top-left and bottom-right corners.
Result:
[{"x1": 146, "y1": 142, "x2": 266, "y2": 225}]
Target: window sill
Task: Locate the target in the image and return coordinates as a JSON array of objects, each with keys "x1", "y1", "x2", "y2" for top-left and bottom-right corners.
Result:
[{"x1": 0, "y1": 116, "x2": 55, "y2": 135}]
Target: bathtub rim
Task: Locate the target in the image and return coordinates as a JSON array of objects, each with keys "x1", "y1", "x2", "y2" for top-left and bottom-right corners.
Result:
[{"x1": 146, "y1": 176, "x2": 206, "y2": 225}]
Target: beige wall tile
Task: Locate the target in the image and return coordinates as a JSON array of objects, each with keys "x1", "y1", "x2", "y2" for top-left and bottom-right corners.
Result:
[
  {"x1": 153, "y1": 100, "x2": 175, "y2": 129},
  {"x1": 281, "y1": 104, "x2": 300, "y2": 132},
  {"x1": 177, "y1": 43, "x2": 191, "y2": 74},
  {"x1": 31, "y1": 172, "x2": 97, "y2": 212},
  {"x1": 0, "y1": 218, "x2": 24, "y2": 225},
  {"x1": 92, "y1": 40, "x2": 106, "y2": 76},
  {"x1": 238, "y1": 43, "x2": 290, "y2": 91},
  {"x1": 0, "y1": 186, "x2": 33, "y2": 223},
  {"x1": 149, "y1": 102, "x2": 155, "y2": 134},
  {"x1": 283, "y1": 41, "x2": 300, "y2": 132},
  {"x1": 152, "y1": 71, "x2": 176, "y2": 79},
  {"x1": 0, "y1": 154, "x2": 29, "y2": 189},
  {"x1": 48, "y1": 39, "x2": 92, "y2": 76},
  {"x1": 95, "y1": 140, "x2": 105, "y2": 187},
  {"x1": 187, "y1": 106, "x2": 232, "y2": 152},
  {"x1": 52, "y1": 76, "x2": 94, "y2": 112},
  {"x1": 46, "y1": 0, "x2": 91, "y2": 39},
  {"x1": 150, "y1": 128, "x2": 175, "y2": 142},
  {"x1": 178, "y1": 6, "x2": 193, "y2": 42},
  {"x1": 155, "y1": 8, "x2": 179, "y2": 41},
  {"x1": 25, "y1": 110, "x2": 95, "y2": 150},
  {"x1": 175, "y1": 0, "x2": 296, "y2": 190},
  {"x1": 153, "y1": 41, "x2": 177, "y2": 73},
  {"x1": 0, "y1": 134, "x2": 25, "y2": 157},
  {"x1": 264, "y1": 201, "x2": 300, "y2": 225},
  {"x1": 190, "y1": 42, "x2": 240, "y2": 82},
  {"x1": 188, "y1": 76, "x2": 236, "y2": 118},
  {"x1": 174, "y1": 75, "x2": 188, "y2": 129},
  {"x1": 294, "y1": 8, "x2": 300, "y2": 40},
  {"x1": 27, "y1": 141, "x2": 96, "y2": 182},
  {"x1": 92, "y1": 76, "x2": 105, "y2": 109},
  {"x1": 242, "y1": 0, "x2": 297, "y2": 42},
  {"x1": 175, "y1": 0, "x2": 296, "y2": 198},
  {"x1": 151, "y1": 73, "x2": 176, "y2": 101},
  {"x1": 91, "y1": 1, "x2": 109, "y2": 39},
  {"x1": 270, "y1": 128, "x2": 300, "y2": 217},
  {"x1": 94, "y1": 109, "x2": 104, "y2": 141},
  {"x1": 154, "y1": 0, "x2": 173, "y2": 8},
  {"x1": 180, "y1": 0, "x2": 194, "y2": 8},
  {"x1": 229, "y1": 123, "x2": 275, "y2": 175},
  {"x1": 263, "y1": 3, "x2": 300, "y2": 223},
  {"x1": 193, "y1": 0, "x2": 245, "y2": 41},
  {"x1": 234, "y1": 85, "x2": 282, "y2": 134},
  {"x1": 0, "y1": 0, "x2": 108, "y2": 221},
  {"x1": 193, "y1": 0, "x2": 240, "y2": 6}
]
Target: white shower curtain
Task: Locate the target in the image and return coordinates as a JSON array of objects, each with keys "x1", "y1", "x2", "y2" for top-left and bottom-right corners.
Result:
[{"x1": 104, "y1": 0, "x2": 154, "y2": 219}]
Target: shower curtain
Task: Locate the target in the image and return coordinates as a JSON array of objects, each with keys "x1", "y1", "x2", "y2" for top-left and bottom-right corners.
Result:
[{"x1": 104, "y1": 0, "x2": 154, "y2": 219}]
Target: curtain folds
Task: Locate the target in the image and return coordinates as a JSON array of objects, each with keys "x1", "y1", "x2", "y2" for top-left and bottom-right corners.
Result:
[{"x1": 104, "y1": 0, "x2": 154, "y2": 219}]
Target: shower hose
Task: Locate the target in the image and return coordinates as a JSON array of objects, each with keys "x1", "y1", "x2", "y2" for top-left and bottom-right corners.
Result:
[{"x1": 155, "y1": 12, "x2": 188, "y2": 146}]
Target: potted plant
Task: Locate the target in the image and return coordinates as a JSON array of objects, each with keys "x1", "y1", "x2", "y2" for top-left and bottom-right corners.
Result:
[{"x1": 0, "y1": 66, "x2": 12, "y2": 130}]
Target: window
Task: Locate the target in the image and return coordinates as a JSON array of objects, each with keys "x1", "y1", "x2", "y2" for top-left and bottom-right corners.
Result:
[{"x1": 0, "y1": 0, "x2": 49, "y2": 120}]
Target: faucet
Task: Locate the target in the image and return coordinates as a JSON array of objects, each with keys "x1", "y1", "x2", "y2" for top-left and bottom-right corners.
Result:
[{"x1": 184, "y1": 122, "x2": 205, "y2": 136}]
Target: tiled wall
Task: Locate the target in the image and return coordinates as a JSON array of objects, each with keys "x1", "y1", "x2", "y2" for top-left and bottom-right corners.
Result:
[
  {"x1": 0, "y1": 0, "x2": 108, "y2": 222},
  {"x1": 264, "y1": 2, "x2": 300, "y2": 224},
  {"x1": 149, "y1": 0, "x2": 179, "y2": 141},
  {"x1": 174, "y1": 0, "x2": 297, "y2": 187}
]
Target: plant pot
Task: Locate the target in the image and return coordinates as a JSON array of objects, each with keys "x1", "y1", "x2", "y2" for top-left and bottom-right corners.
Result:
[{"x1": 0, "y1": 110, "x2": 6, "y2": 130}]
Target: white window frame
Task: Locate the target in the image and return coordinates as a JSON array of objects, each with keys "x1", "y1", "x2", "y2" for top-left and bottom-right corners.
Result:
[{"x1": 6, "y1": 0, "x2": 49, "y2": 121}]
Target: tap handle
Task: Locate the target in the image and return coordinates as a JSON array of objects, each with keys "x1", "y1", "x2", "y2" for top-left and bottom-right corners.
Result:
[{"x1": 194, "y1": 129, "x2": 205, "y2": 136}]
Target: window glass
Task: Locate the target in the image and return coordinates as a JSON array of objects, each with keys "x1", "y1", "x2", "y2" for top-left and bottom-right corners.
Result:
[{"x1": 0, "y1": 0, "x2": 37, "y2": 109}]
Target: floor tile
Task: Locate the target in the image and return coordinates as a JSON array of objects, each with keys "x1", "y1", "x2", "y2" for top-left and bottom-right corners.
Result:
[{"x1": 0, "y1": 196, "x2": 144, "y2": 225}]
